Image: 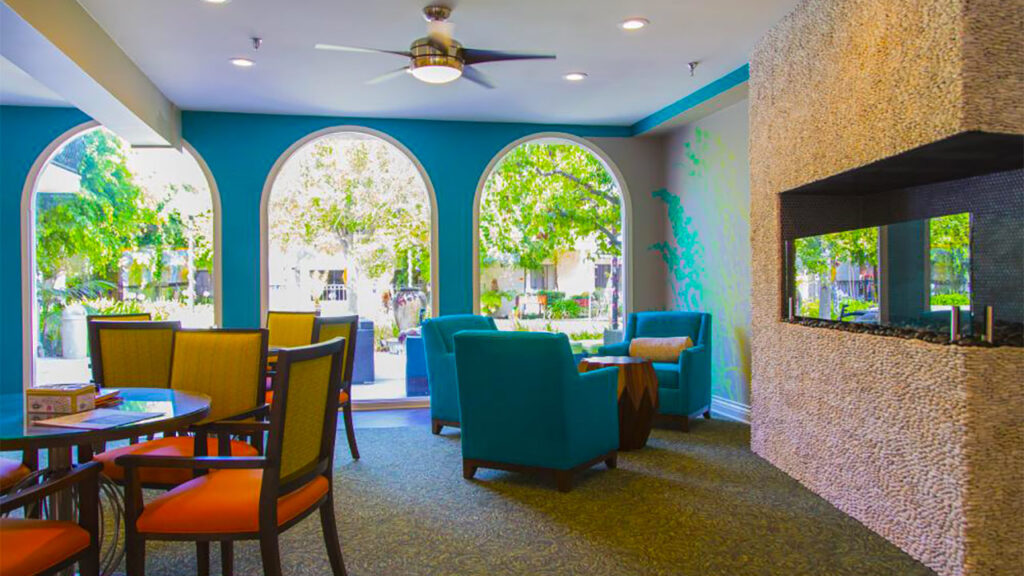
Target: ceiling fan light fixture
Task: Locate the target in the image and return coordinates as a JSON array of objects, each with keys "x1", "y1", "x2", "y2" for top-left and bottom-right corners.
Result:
[
  {"x1": 411, "y1": 64, "x2": 463, "y2": 84},
  {"x1": 619, "y1": 18, "x2": 649, "y2": 31}
]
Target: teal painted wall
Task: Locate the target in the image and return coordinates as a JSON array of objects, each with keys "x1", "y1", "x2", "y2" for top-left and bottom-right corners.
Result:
[
  {"x1": 0, "y1": 105, "x2": 644, "y2": 392},
  {"x1": 652, "y1": 100, "x2": 752, "y2": 405}
]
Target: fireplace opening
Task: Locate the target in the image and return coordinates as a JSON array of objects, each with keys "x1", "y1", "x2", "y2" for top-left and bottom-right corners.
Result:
[{"x1": 780, "y1": 135, "x2": 1023, "y2": 347}]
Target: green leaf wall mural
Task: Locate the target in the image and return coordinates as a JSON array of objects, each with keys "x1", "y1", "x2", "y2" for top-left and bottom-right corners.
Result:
[{"x1": 651, "y1": 114, "x2": 752, "y2": 405}]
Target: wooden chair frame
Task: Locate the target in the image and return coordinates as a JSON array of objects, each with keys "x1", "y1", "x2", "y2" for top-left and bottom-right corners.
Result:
[
  {"x1": 87, "y1": 320, "x2": 181, "y2": 389},
  {"x1": 0, "y1": 461, "x2": 101, "y2": 576},
  {"x1": 118, "y1": 338, "x2": 348, "y2": 576},
  {"x1": 313, "y1": 315, "x2": 360, "y2": 459}
]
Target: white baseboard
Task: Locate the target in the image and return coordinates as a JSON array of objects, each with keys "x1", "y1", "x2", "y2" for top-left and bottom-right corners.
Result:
[
  {"x1": 353, "y1": 397, "x2": 430, "y2": 411},
  {"x1": 711, "y1": 396, "x2": 750, "y2": 424}
]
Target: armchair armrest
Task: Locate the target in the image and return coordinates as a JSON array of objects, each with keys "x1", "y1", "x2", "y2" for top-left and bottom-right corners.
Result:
[
  {"x1": 597, "y1": 341, "x2": 630, "y2": 356},
  {"x1": 678, "y1": 343, "x2": 712, "y2": 413},
  {"x1": 0, "y1": 461, "x2": 101, "y2": 514},
  {"x1": 568, "y1": 367, "x2": 620, "y2": 454}
]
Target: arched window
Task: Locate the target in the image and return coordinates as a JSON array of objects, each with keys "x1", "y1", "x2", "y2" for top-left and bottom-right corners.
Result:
[
  {"x1": 263, "y1": 128, "x2": 435, "y2": 402},
  {"x1": 26, "y1": 125, "x2": 219, "y2": 386},
  {"x1": 475, "y1": 136, "x2": 629, "y2": 347}
]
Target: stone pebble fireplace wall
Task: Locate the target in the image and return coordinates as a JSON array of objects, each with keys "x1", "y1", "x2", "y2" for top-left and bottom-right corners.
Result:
[{"x1": 748, "y1": 1, "x2": 1022, "y2": 575}]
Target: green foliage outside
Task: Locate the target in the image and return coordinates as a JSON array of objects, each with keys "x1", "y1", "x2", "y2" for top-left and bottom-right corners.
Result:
[
  {"x1": 929, "y1": 213, "x2": 970, "y2": 298},
  {"x1": 480, "y1": 289, "x2": 515, "y2": 316},
  {"x1": 548, "y1": 299, "x2": 583, "y2": 319},
  {"x1": 799, "y1": 300, "x2": 820, "y2": 318},
  {"x1": 35, "y1": 130, "x2": 214, "y2": 355},
  {"x1": 931, "y1": 293, "x2": 970, "y2": 306},
  {"x1": 479, "y1": 142, "x2": 622, "y2": 327},
  {"x1": 270, "y1": 139, "x2": 431, "y2": 292}
]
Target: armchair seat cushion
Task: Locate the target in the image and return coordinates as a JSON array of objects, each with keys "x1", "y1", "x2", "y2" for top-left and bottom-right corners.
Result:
[
  {"x1": 0, "y1": 518, "x2": 90, "y2": 576},
  {"x1": 96, "y1": 436, "x2": 259, "y2": 486},
  {"x1": 135, "y1": 469, "x2": 327, "y2": 534},
  {"x1": 652, "y1": 362, "x2": 681, "y2": 389}
]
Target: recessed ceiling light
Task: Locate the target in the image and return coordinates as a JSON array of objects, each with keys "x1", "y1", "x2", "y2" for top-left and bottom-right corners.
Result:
[
  {"x1": 202, "y1": 0, "x2": 230, "y2": 4},
  {"x1": 564, "y1": 72, "x2": 588, "y2": 82},
  {"x1": 620, "y1": 18, "x2": 649, "y2": 31},
  {"x1": 230, "y1": 58, "x2": 255, "y2": 67}
]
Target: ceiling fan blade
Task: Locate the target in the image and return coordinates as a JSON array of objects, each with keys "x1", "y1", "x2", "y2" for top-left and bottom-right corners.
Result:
[
  {"x1": 315, "y1": 43, "x2": 411, "y2": 57},
  {"x1": 366, "y1": 67, "x2": 411, "y2": 85},
  {"x1": 462, "y1": 48, "x2": 556, "y2": 65},
  {"x1": 462, "y1": 66, "x2": 495, "y2": 89}
]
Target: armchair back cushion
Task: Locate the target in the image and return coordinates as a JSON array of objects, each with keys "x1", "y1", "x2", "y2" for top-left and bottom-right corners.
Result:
[
  {"x1": 422, "y1": 315, "x2": 497, "y2": 425},
  {"x1": 425, "y1": 315, "x2": 497, "y2": 353},
  {"x1": 631, "y1": 312, "x2": 704, "y2": 343}
]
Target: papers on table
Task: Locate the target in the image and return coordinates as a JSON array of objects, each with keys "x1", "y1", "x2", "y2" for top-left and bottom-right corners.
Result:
[{"x1": 34, "y1": 408, "x2": 164, "y2": 430}]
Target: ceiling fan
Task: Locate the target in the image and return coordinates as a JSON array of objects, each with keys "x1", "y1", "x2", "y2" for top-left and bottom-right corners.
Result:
[{"x1": 314, "y1": 4, "x2": 556, "y2": 88}]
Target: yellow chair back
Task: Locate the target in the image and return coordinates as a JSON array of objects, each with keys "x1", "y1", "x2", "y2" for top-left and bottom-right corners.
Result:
[
  {"x1": 89, "y1": 321, "x2": 179, "y2": 388},
  {"x1": 312, "y1": 315, "x2": 358, "y2": 386},
  {"x1": 270, "y1": 339, "x2": 343, "y2": 484},
  {"x1": 169, "y1": 330, "x2": 267, "y2": 424},
  {"x1": 266, "y1": 311, "x2": 317, "y2": 349}
]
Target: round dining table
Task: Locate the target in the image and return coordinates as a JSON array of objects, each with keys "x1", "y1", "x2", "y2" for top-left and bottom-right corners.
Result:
[{"x1": 0, "y1": 387, "x2": 211, "y2": 576}]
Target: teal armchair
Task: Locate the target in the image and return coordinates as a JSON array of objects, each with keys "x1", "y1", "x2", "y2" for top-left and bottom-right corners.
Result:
[
  {"x1": 454, "y1": 331, "x2": 619, "y2": 492},
  {"x1": 599, "y1": 311, "x2": 712, "y2": 431},
  {"x1": 422, "y1": 314, "x2": 497, "y2": 434}
]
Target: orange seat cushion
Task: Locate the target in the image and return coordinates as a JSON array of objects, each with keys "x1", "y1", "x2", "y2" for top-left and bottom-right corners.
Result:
[
  {"x1": 96, "y1": 436, "x2": 259, "y2": 486},
  {"x1": 265, "y1": 390, "x2": 347, "y2": 405},
  {"x1": 136, "y1": 469, "x2": 328, "y2": 535},
  {"x1": 0, "y1": 518, "x2": 90, "y2": 576},
  {"x1": 0, "y1": 458, "x2": 30, "y2": 491}
]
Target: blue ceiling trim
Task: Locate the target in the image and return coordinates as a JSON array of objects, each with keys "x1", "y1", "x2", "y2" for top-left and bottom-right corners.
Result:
[{"x1": 630, "y1": 64, "x2": 749, "y2": 135}]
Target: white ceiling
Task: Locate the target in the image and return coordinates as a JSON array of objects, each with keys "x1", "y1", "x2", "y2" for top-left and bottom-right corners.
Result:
[
  {"x1": 57, "y1": 0, "x2": 797, "y2": 125},
  {"x1": 0, "y1": 55, "x2": 67, "y2": 106}
]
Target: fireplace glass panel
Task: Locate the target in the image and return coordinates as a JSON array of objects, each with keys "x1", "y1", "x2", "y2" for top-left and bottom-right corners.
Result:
[{"x1": 790, "y1": 213, "x2": 973, "y2": 336}]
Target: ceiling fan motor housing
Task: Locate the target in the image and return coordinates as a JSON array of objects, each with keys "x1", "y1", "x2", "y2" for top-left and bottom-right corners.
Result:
[{"x1": 410, "y1": 37, "x2": 464, "y2": 73}]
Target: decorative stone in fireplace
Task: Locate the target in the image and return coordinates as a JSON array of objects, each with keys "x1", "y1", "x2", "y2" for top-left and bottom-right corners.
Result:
[{"x1": 749, "y1": 1, "x2": 1023, "y2": 575}]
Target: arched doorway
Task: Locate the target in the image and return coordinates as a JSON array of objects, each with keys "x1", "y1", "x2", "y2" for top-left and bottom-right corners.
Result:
[
  {"x1": 474, "y1": 135, "x2": 630, "y2": 352},
  {"x1": 262, "y1": 128, "x2": 436, "y2": 402},
  {"x1": 23, "y1": 124, "x2": 220, "y2": 387}
]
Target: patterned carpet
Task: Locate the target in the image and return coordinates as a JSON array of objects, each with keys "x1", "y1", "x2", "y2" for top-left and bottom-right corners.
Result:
[{"x1": 136, "y1": 420, "x2": 936, "y2": 576}]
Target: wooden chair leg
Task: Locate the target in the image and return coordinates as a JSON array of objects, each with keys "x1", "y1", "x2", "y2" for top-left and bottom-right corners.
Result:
[
  {"x1": 703, "y1": 409, "x2": 712, "y2": 419},
  {"x1": 197, "y1": 541, "x2": 210, "y2": 576},
  {"x1": 342, "y1": 403, "x2": 360, "y2": 460},
  {"x1": 259, "y1": 531, "x2": 283, "y2": 576},
  {"x1": 680, "y1": 416, "x2": 690, "y2": 433},
  {"x1": 555, "y1": 470, "x2": 573, "y2": 493},
  {"x1": 125, "y1": 535, "x2": 145, "y2": 576},
  {"x1": 605, "y1": 454, "x2": 618, "y2": 469},
  {"x1": 221, "y1": 541, "x2": 234, "y2": 576},
  {"x1": 462, "y1": 460, "x2": 477, "y2": 480},
  {"x1": 319, "y1": 494, "x2": 348, "y2": 576},
  {"x1": 431, "y1": 421, "x2": 443, "y2": 435}
]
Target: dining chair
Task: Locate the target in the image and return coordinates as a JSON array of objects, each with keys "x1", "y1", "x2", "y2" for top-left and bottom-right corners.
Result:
[
  {"x1": 118, "y1": 338, "x2": 348, "y2": 576},
  {"x1": 0, "y1": 461, "x2": 101, "y2": 576},
  {"x1": 313, "y1": 315, "x2": 360, "y2": 459},
  {"x1": 94, "y1": 329, "x2": 269, "y2": 489},
  {"x1": 87, "y1": 312, "x2": 152, "y2": 324},
  {"x1": 88, "y1": 320, "x2": 180, "y2": 389},
  {"x1": 266, "y1": 310, "x2": 319, "y2": 350}
]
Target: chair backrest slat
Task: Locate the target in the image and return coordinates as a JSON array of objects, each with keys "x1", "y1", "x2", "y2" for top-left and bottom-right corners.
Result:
[
  {"x1": 169, "y1": 329, "x2": 268, "y2": 423},
  {"x1": 89, "y1": 320, "x2": 179, "y2": 388}
]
